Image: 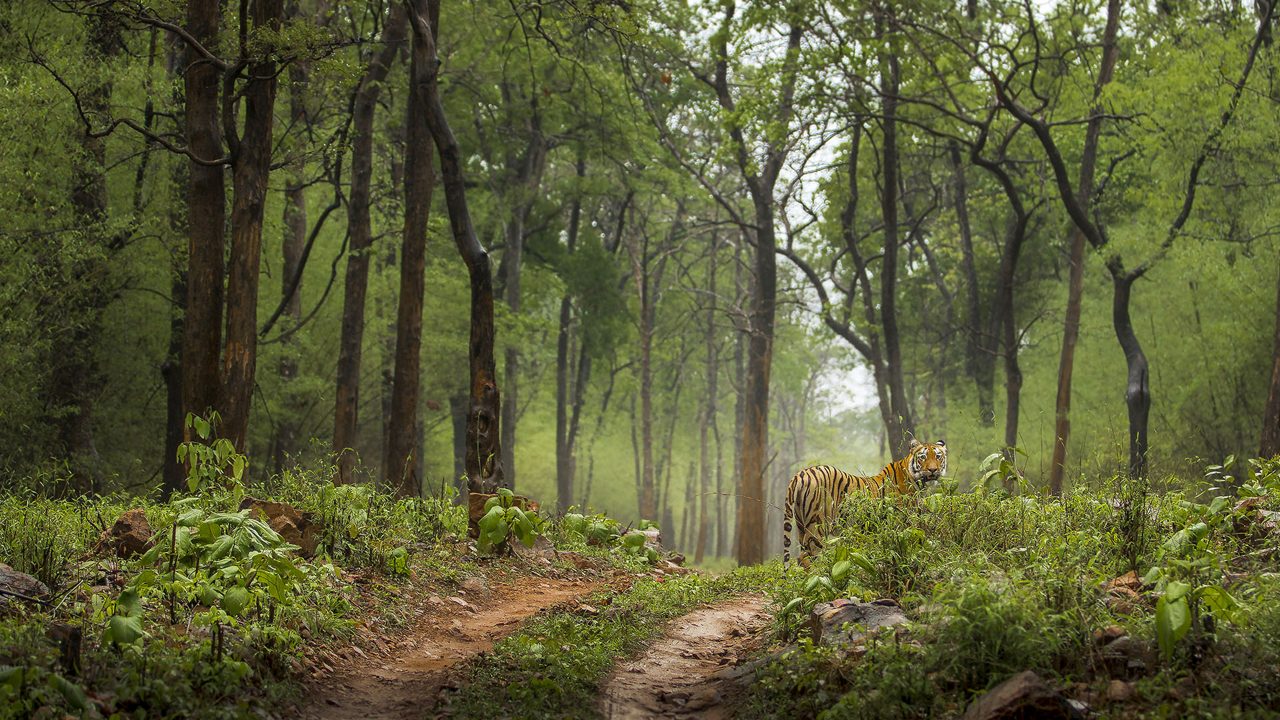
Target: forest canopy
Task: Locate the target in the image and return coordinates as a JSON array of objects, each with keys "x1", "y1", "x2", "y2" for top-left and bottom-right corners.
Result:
[{"x1": 1, "y1": 0, "x2": 1279, "y2": 562}]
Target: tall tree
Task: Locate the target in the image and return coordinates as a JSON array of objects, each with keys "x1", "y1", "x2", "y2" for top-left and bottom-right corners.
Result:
[
  {"x1": 333, "y1": 5, "x2": 407, "y2": 482},
  {"x1": 1263, "y1": 270, "x2": 1280, "y2": 458},
  {"x1": 385, "y1": 1, "x2": 436, "y2": 497},
  {"x1": 407, "y1": 0, "x2": 504, "y2": 492}
]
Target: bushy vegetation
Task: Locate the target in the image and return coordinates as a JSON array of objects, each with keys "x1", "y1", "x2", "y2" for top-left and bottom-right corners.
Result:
[
  {"x1": 446, "y1": 565, "x2": 781, "y2": 719},
  {"x1": 747, "y1": 456, "x2": 1280, "y2": 719},
  {"x1": 0, "y1": 431, "x2": 471, "y2": 719}
]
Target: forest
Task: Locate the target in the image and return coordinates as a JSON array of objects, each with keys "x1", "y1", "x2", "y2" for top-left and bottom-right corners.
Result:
[{"x1": 2, "y1": 0, "x2": 1280, "y2": 718}]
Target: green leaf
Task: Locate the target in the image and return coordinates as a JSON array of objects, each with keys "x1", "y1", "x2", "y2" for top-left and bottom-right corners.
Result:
[
  {"x1": 830, "y1": 560, "x2": 852, "y2": 585},
  {"x1": 47, "y1": 673, "x2": 89, "y2": 711},
  {"x1": 1155, "y1": 594, "x2": 1191, "y2": 659},
  {"x1": 221, "y1": 586, "x2": 251, "y2": 616},
  {"x1": 1164, "y1": 580, "x2": 1192, "y2": 603},
  {"x1": 622, "y1": 531, "x2": 646, "y2": 549},
  {"x1": 1197, "y1": 585, "x2": 1239, "y2": 621},
  {"x1": 104, "y1": 614, "x2": 145, "y2": 645},
  {"x1": 782, "y1": 597, "x2": 805, "y2": 615},
  {"x1": 117, "y1": 588, "x2": 143, "y2": 617}
]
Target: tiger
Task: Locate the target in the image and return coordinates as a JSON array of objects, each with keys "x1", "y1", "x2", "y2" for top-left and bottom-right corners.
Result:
[{"x1": 783, "y1": 439, "x2": 947, "y2": 567}]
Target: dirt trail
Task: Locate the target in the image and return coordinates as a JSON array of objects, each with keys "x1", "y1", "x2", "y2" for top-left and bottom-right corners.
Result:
[
  {"x1": 299, "y1": 573, "x2": 604, "y2": 720},
  {"x1": 599, "y1": 595, "x2": 771, "y2": 720}
]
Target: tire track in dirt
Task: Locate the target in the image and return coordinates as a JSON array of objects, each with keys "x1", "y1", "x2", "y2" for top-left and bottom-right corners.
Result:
[
  {"x1": 298, "y1": 573, "x2": 605, "y2": 720},
  {"x1": 599, "y1": 595, "x2": 771, "y2": 719}
]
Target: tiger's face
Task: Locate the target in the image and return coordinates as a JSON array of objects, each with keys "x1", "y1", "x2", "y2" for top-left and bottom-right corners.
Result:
[{"x1": 908, "y1": 439, "x2": 947, "y2": 487}]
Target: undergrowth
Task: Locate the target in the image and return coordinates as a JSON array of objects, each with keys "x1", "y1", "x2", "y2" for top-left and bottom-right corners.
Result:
[
  {"x1": 445, "y1": 564, "x2": 781, "y2": 719},
  {"x1": 747, "y1": 455, "x2": 1280, "y2": 719}
]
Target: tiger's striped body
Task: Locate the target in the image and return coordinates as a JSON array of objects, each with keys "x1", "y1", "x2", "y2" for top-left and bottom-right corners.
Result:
[{"x1": 783, "y1": 440, "x2": 947, "y2": 567}]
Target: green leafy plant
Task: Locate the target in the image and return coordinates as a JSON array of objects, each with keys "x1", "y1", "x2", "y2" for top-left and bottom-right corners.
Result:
[
  {"x1": 176, "y1": 412, "x2": 247, "y2": 494},
  {"x1": 477, "y1": 488, "x2": 545, "y2": 553}
]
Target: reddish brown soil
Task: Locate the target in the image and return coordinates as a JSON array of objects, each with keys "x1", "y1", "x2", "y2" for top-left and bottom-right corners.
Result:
[
  {"x1": 599, "y1": 595, "x2": 771, "y2": 719},
  {"x1": 297, "y1": 571, "x2": 607, "y2": 720}
]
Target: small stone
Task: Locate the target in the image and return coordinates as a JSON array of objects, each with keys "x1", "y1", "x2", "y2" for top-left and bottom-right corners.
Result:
[
  {"x1": 1092, "y1": 625, "x2": 1127, "y2": 645},
  {"x1": 99, "y1": 509, "x2": 154, "y2": 558},
  {"x1": 807, "y1": 597, "x2": 907, "y2": 645},
  {"x1": 1106, "y1": 679, "x2": 1134, "y2": 703},
  {"x1": 460, "y1": 576, "x2": 489, "y2": 595},
  {"x1": 239, "y1": 498, "x2": 321, "y2": 557},
  {"x1": 0, "y1": 563, "x2": 49, "y2": 612},
  {"x1": 962, "y1": 671, "x2": 1080, "y2": 720}
]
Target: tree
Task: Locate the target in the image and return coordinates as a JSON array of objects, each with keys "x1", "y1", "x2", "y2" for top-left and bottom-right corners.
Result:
[
  {"x1": 334, "y1": 4, "x2": 407, "y2": 483},
  {"x1": 407, "y1": 0, "x2": 503, "y2": 492}
]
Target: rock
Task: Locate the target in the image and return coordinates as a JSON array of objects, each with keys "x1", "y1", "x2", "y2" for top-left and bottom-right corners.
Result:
[
  {"x1": 807, "y1": 598, "x2": 907, "y2": 645},
  {"x1": 661, "y1": 560, "x2": 694, "y2": 576},
  {"x1": 962, "y1": 671, "x2": 1080, "y2": 720},
  {"x1": 459, "y1": 576, "x2": 489, "y2": 595},
  {"x1": 1102, "y1": 571, "x2": 1147, "y2": 614},
  {"x1": 1099, "y1": 636, "x2": 1152, "y2": 679},
  {"x1": 1106, "y1": 679, "x2": 1135, "y2": 703},
  {"x1": 667, "y1": 553, "x2": 686, "y2": 567},
  {"x1": 1092, "y1": 625, "x2": 1127, "y2": 645},
  {"x1": 467, "y1": 492, "x2": 539, "y2": 539},
  {"x1": 511, "y1": 534, "x2": 555, "y2": 561},
  {"x1": 98, "y1": 508, "x2": 154, "y2": 558},
  {"x1": 239, "y1": 498, "x2": 320, "y2": 557},
  {"x1": 1234, "y1": 497, "x2": 1280, "y2": 536},
  {"x1": 0, "y1": 563, "x2": 49, "y2": 611},
  {"x1": 641, "y1": 527, "x2": 662, "y2": 550}
]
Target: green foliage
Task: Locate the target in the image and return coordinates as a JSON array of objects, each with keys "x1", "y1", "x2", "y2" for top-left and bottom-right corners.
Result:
[
  {"x1": 477, "y1": 488, "x2": 546, "y2": 554},
  {"x1": 448, "y1": 564, "x2": 781, "y2": 719}
]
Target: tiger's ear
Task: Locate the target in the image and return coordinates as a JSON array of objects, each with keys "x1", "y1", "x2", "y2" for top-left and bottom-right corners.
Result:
[
  {"x1": 908, "y1": 438, "x2": 922, "y2": 450},
  {"x1": 936, "y1": 439, "x2": 945, "y2": 447}
]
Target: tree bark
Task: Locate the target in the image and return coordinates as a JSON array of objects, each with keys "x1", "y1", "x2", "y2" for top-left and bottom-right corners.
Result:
[
  {"x1": 951, "y1": 141, "x2": 994, "y2": 425},
  {"x1": 220, "y1": 0, "x2": 284, "y2": 452},
  {"x1": 407, "y1": 0, "x2": 504, "y2": 492},
  {"x1": 555, "y1": 158, "x2": 586, "y2": 512},
  {"x1": 385, "y1": 7, "x2": 436, "y2": 496},
  {"x1": 181, "y1": 0, "x2": 226, "y2": 437},
  {"x1": 1048, "y1": 0, "x2": 1121, "y2": 493},
  {"x1": 878, "y1": 38, "x2": 914, "y2": 458},
  {"x1": 1108, "y1": 268, "x2": 1150, "y2": 477},
  {"x1": 1262, "y1": 267, "x2": 1280, "y2": 458},
  {"x1": 333, "y1": 6, "x2": 408, "y2": 482},
  {"x1": 711, "y1": 5, "x2": 801, "y2": 565},
  {"x1": 695, "y1": 234, "x2": 718, "y2": 564},
  {"x1": 275, "y1": 40, "x2": 308, "y2": 472}
]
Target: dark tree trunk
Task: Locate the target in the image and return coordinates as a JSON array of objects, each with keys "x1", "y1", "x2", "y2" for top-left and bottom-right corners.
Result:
[
  {"x1": 181, "y1": 0, "x2": 226, "y2": 437},
  {"x1": 1110, "y1": 270, "x2": 1150, "y2": 477},
  {"x1": 275, "y1": 50, "x2": 308, "y2": 473},
  {"x1": 695, "y1": 234, "x2": 718, "y2": 564},
  {"x1": 333, "y1": 6, "x2": 407, "y2": 482},
  {"x1": 1048, "y1": 0, "x2": 1121, "y2": 493},
  {"x1": 163, "y1": 207, "x2": 189, "y2": 498},
  {"x1": 711, "y1": 7, "x2": 801, "y2": 564},
  {"x1": 220, "y1": 0, "x2": 284, "y2": 452},
  {"x1": 951, "y1": 142, "x2": 994, "y2": 425},
  {"x1": 555, "y1": 158, "x2": 586, "y2": 512},
  {"x1": 385, "y1": 13, "x2": 436, "y2": 497},
  {"x1": 1262, "y1": 268, "x2": 1280, "y2": 458},
  {"x1": 879, "y1": 45, "x2": 914, "y2": 458},
  {"x1": 629, "y1": 226, "x2": 660, "y2": 521},
  {"x1": 408, "y1": 0, "x2": 504, "y2": 492}
]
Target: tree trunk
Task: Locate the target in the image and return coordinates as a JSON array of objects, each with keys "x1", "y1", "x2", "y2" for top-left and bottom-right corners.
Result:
[
  {"x1": 333, "y1": 5, "x2": 408, "y2": 483},
  {"x1": 951, "y1": 142, "x2": 994, "y2": 425},
  {"x1": 555, "y1": 158, "x2": 586, "y2": 512},
  {"x1": 695, "y1": 234, "x2": 718, "y2": 564},
  {"x1": 220, "y1": 0, "x2": 284, "y2": 452},
  {"x1": 878, "y1": 44, "x2": 913, "y2": 458},
  {"x1": 1262, "y1": 267, "x2": 1280, "y2": 458},
  {"x1": 162, "y1": 40, "x2": 188, "y2": 498},
  {"x1": 1049, "y1": 0, "x2": 1121, "y2": 493},
  {"x1": 1110, "y1": 270, "x2": 1150, "y2": 477},
  {"x1": 385, "y1": 13, "x2": 436, "y2": 497},
  {"x1": 408, "y1": 0, "x2": 503, "y2": 492},
  {"x1": 181, "y1": 0, "x2": 226, "y2": 436},
  {"x1": 275, "y1": 53, "x2": 308, "y2": 473},
  {"x1": 449, "y1": 392, "x2": 468, "y2": 491},
  {"x1": 633, "y1": 235, "x2": 657, "y2": 521}
]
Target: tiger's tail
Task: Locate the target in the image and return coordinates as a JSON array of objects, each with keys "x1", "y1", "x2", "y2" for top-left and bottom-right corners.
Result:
[{"x1": 783, "y1": 486, "x2": 794, "y2": 566}]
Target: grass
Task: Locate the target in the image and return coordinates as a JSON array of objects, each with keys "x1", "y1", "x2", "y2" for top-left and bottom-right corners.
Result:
[
  {"x1": 743, "y1": 457, "x2": 1280, "y2": 719},
  {"x1": 444, "y1": 564, "x2": 782, "y2": 719}
]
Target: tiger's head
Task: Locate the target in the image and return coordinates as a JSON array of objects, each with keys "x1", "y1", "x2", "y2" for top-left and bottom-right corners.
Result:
[{"x1": 907, "y1": 439, "x2": 947, "y2": 488}]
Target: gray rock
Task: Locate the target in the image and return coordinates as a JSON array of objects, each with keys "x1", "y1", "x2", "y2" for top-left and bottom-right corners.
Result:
[
  {"x1": 962, "y1": 670, "x2": 1081, "y2": 720},
  {"x1": 0, "y1": 562, "x2": 49, "y2": 611},
  {"x1": 807, "y1": 598, "x2": 907, "y2": 645}
]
